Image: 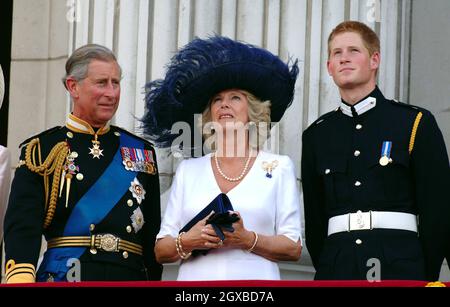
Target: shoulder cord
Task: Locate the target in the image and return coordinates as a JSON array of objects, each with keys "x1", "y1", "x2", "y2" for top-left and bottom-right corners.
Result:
[
  {"x1": 24, "y1": 138, "x2": 69, "y2": 228},
  {"x1": 409, "y1": 112, "x2": 423, "y2": 155}
]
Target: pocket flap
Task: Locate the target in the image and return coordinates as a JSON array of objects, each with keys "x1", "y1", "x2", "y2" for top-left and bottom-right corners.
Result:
[
  {"x1": 390, "y1": 150, "x2": 410, "y2": 167},
  {"x1": 317, "y1": 158, "x2": 348, "y2": 175}
]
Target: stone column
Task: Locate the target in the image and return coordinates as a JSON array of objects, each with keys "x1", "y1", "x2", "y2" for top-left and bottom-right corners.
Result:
[{"x1": 8, "y1": 0, "x2": 70, "y2": 165}]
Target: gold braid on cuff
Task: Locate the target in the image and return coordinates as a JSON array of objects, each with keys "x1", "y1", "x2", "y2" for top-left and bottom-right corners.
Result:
[{"x1": 5, "y1": 260, "x2": 36, "y2": 284}]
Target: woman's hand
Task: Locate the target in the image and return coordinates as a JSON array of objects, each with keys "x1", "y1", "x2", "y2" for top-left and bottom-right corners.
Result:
[
  {"x1": 222, "y1": 211, "x2": 255, "y2": 250},
  {"x1": 182, "y1": 211, "x2": 224, "y2": 252},
  {"x1": 220, "y1": 211, "x2": 301, "y2": 261}
]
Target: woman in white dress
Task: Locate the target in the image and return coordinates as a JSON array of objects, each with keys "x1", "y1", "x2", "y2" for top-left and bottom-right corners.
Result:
[{"x1": 142, "y1": 36, "x2": 302, "y2": 280}]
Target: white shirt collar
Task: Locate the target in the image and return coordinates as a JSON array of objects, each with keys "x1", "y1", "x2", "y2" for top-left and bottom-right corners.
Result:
[{"x1": 340, "y1": 96, "x2": 377, "y2": 117}]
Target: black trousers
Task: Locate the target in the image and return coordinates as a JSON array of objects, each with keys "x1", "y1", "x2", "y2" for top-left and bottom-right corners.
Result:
[
  {"x1": 38, "y1": 260, "x2": 149, "y2": 282},
  {"x1": 77, "y1": 261, "x2": 149, "y2": 281},
  {"x1": 314, "y1": 229, "x2": 426, "y2": 281}
]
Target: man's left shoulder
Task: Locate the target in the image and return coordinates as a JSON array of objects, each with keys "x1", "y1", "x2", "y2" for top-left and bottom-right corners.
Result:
[
  {"x1": 113, "y1": 126, "x2": 155, "y2": 148},
  {"x1": 387, "y1": 99, "x2": 432, "y2": 116}
]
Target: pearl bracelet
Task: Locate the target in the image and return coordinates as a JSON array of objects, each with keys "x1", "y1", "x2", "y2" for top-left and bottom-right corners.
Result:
[{"x1": 175, "y1": 232, "x2": 192, "y2": 260}]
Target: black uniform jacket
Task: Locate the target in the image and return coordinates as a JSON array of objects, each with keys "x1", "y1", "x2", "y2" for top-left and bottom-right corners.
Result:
[
  {"x1": 4, "y1": 119, "x2": 162, "y2": 282},
  {"x1": 301, "y1": 87, "x2": 450, "y2": 281}
]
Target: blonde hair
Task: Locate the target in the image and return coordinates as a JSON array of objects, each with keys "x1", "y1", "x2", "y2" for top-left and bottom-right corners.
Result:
[
  {"x1": 198, "y1": 90, "x2": 271, "y2": 151},
  {"x1": 328, "y1": 21, "x2": 380, "y2": 58}
]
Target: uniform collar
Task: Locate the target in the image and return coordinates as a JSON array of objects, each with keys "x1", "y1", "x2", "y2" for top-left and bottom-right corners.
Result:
[
  {"x1": 66, "y1": 113, "x2": 110, "y2": 135},
  {"x1": 340, "y1": 87, "x2": 382, "y2": 117}
]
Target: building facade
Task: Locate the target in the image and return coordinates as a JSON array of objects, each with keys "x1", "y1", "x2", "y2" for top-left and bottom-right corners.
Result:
[{"x1": 3, "y1": 0, "x2": 449, "y2": 280}]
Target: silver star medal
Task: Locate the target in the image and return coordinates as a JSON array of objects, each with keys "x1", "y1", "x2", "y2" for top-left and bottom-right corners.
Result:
[
  {"x1": 131, "y1": 207, "x2": 145, "y2": 233},
  {"x1": 89, "y1": 140, "x2": 104, "y2": 159},
  {"x1": 129, "y1": 177, "x2": 146, "y2": 204}
]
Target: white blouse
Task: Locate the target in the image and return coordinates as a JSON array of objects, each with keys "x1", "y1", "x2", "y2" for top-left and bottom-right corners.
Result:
[
  {"x1": 0, "y1": 146, "x2": 11, "y2": 242},
  {"x1": 157, "y1": 151, "x2": 302, "y2": 280}
]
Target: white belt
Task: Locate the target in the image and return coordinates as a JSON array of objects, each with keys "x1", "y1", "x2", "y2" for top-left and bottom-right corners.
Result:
[{"x1": 327, "y1": 210, "x2": 418, "y2": 236}]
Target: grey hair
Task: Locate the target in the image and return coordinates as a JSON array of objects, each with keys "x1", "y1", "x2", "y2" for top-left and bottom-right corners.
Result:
[{"x1": 62, "y1": 44, "x2": 122, "y2": 89}]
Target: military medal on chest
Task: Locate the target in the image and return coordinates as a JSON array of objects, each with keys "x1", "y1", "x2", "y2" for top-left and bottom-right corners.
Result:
[
  {"x1": 129, "y1": 177, "x2": 146, "y2": 204},
  {"x1": 121, "y1": 147, "x2": 157, "y2": 174},
  {"x1": 379, "y1": 141, "x2": 393, "y2": 166},
  {"x1": 130, "y1": 207, "x2": 145, "y2": 233},
  {"x1": 60, "y1": 150, "x2": 81, "y2": 208},
  {"x1": 89, "y1": 134, "x2": 104, "y2": 159},
  {"x1": 66, "y1": 113, "x2": 110, "y2": 160}
]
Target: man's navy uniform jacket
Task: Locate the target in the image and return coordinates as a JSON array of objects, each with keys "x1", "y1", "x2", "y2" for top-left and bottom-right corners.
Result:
[
  {"x1": 4, "y1": 114, "x2": 162, "y2": 282},
  {"x1": 302, "y1": 86, "x2": 450, "y2": 281}
]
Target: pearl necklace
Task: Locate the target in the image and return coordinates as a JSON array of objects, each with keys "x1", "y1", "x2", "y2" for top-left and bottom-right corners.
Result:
[{"x1": 214, "y1": 149, "x2": 253, "y2": 182}]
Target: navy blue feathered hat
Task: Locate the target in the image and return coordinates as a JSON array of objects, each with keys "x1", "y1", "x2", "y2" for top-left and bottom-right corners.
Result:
[{"x1": 142, "y1": 35, "x2": 299, "y2": 147}]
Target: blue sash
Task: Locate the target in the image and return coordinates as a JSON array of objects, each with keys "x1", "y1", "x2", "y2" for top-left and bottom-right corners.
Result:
[{"x1": 37, "y1": 133, "x2": 142, "y2": 281}]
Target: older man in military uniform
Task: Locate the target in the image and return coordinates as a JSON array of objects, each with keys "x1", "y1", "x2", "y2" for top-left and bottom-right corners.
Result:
[
  {"x1": 302, "y1": 21, "x2": 450, "y2": 281},
  {"x1": 4, "y1": 44, "x2": 162, "y2": 282}
]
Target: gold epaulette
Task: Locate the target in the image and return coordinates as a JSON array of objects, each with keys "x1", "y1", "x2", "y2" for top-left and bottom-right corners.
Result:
[
  {"x1": 409, "y1": 112, "x2": 423, "y2": 154},
  {"x1": 24, "y1": 138, "x2": 69, "y2": 228},
  {"x1": 5, "y1": 260, "x2": 36, "y2": 284}
]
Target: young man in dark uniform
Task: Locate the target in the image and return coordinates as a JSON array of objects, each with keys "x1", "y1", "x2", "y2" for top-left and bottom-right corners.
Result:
[
  {"x1": 302, "y1": 21, "x2": 450, "y2": 281},
  {"x1": 4, "y1": 44, "x2": 162, "y2": 283}
]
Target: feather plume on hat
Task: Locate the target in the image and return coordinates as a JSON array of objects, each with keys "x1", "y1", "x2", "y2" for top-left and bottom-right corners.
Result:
[{"x1": 142, "y1": 35, "x2": 299, "y2": 148}]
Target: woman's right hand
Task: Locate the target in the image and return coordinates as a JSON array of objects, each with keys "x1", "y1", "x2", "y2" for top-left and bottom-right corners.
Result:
[
  {"x1": 155, "y1": 211, "x2": 226, "y2": 263},
  {"x1": 181, "y1": 211, "x2": 223, "y2": 252}
]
